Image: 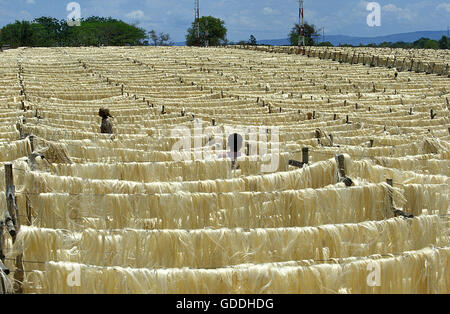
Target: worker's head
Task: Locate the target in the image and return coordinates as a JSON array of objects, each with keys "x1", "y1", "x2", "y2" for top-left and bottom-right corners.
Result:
[
  {"x1": 99, "y1": 108, "x2": 112, "y2": 119},
  {"x1": 228, "y1": 133, "x2": 243, "y2": 153}
]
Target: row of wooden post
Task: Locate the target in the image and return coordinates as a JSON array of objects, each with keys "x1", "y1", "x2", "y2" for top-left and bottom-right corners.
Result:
[{"x1": 0, "y1": 164, "x2": 24, "y2": 294}]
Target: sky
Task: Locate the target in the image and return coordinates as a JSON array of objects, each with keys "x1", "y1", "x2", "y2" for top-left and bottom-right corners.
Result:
[{"x1": 0, "y1": 0, "x2": 449, "y2": 42}]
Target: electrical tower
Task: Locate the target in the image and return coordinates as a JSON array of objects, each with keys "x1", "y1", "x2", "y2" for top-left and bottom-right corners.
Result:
[
  {"x1": 298, "y1": 0, "x2": 305, "y2": 54},
  {"x1": 195, "y1": 0, "x2": 200, "y2": 46}
]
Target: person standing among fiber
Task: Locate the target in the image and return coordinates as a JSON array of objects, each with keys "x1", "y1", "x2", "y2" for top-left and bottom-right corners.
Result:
[
  {"x1": 220, "y1": 133, "x2": 243, "y2": 170},
  {"x1": 99, "y1": 108, "x2": 114, "y2": 134}
]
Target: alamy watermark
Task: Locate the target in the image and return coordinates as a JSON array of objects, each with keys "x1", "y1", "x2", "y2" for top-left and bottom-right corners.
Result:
[
  {"x1": 67, "y1": 2, "x2": 81, "y2": 27},
  {"x1": 170, "y1": 120, "x2": 280, "y2": 173},
  {"x1": 366, "y1": 261, "x2": 381, "y2": 287},
  {"x1": 66, "y1": 263, "x2": 81, "y2": 287},
  {"x1": 367, "y1": 2, "x2": 381, "y2": 27}
]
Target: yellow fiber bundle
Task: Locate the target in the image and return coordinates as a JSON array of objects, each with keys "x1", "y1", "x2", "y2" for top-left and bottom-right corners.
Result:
[
  {"x1": 24, "y1": 158, "x2": 339, "y2": 195},
  {"x1": 402, "y1": 184, "x2": 449, "y2": 216},
  {"x1": 23, "y1": 247, "x2": 449, "y2": 294},
  {"x1": 351, "y1": 160, "x2": 450, "y2": 185},
  {"x1": 26, "y1": 183, "x2": 396, "y2": 230},
  {"x1": 0, "y1": 138, "x2": 31, "y2": 162},
  {"x1": 16, "y1": 216, "x2": 444, "y2": 270}
]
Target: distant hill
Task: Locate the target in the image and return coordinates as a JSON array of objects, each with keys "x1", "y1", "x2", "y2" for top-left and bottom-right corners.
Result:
[
  {"x1": 256, "y1": 30, "x2": 448, "y2": 47},
  {"x1": 173, "y1": 30, "x2": 448, "y2": 47}
]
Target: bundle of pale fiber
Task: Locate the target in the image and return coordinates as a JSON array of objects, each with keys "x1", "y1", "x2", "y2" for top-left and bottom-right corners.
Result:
[
  {"x1": 23, "y1": 247, "x2": 449, "y2": 294},
  {"x1": 51, "y1": 159, "x2": 232, "y2": 182},
  {"x1": 23, "y1": 158, "x2": 339, "y2": 195},
  {"x1": 374, "y1": 156, "x2": 450, "y2": 176},
  {"x1": 15, "y1": 216, "x2": 444, "y2": 270},
  {"x1": 402, "y1": 184, "x2": 449, "y2": 216},
  {"x1": 0, "y1": 138, "x2": 31, "y2": 162},
  {"x1": 36, "y1": 141, "x2": 73, "y2": 164},
  {"x1": 351, "y1": 160, "x2": 449, "y2": 185}
]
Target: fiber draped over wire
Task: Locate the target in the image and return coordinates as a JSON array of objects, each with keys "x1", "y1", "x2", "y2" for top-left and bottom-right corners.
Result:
[
  {"x1": 22, "y1": 247, "x2": 449, "y2": 294},
  {"x1": 25, "y1": 183, "x2": 400, "y2": 230},
  {"x1": 14, "y1": 215, "x2": 445, "y2": 270}
]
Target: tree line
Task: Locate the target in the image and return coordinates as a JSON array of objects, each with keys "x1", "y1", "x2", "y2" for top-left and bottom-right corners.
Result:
[
  {"x1": 0, "y1": 16, "x2": 173, "y2": 48},
  {"x1": 0, "y1": 15, "x2": 226, "y2": 48},
  {"x1": 1, "y1": 16, "x2": 448, "y2": 50}
]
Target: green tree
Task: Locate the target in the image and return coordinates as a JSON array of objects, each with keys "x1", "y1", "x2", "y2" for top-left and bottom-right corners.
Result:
[
  {"x1": 249, "y1": 35, "x2": 257, "y2": 45},
  {"x1": 423, "y1": 39, "x2": 439, "y2": 49},
  {"x1": 148, "y1": 30, "x2": 174, "y2": 46},
  {"x1": 33, "y1": 17, "x2": 61, "y2": 46},
  {"x1": 186, "y1": 16, "x2": 227, "y2": 46},
  {"x1": 317, "y1": 41, "x2": 333, "y2": 47},
  {"x1": 438, "y1": 36, "x2": 449, "y2": 49},
  {"x1": 0, "y1": 16, "x2": 148, "y2": 47},
  {"x1": 289, "y1": 23, "x2": 317, "y2": 46},
  {"x1": 0, "y1": 21, "x2": 46, "y2": 47}
]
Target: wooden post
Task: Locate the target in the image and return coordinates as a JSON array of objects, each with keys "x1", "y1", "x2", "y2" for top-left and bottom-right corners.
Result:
[
  {"x1": 312, "y1": 111, "x2": 316, "y2": 119},
  {"x1": 29, "y1": 135, "x2": 34, "y2": 152},
  {"x1": 0, "y1": 259, "x2": 9, "y2": 294},
  {"x1": 302, "y1": 148, "x2": 309, "y2": 165},
  {"x1": 5, "y1": 165, "x2": 23, "y2": 293},
  {"x1": 369, "y1": 139, "x2": 374, "y2": 148},
  {"x1": 409, "y1": 108, "x2": 413, "y2": 115},
  {"x1": 333, "y1": 114, "x2": 337, "y2": 121},
  {"x1": 346, "y1": 115, "x2": 349, "y2": 124},
  {"x1": 337, "y1": 155, "x2": 346, "y2": 179},
  {"x1": 212, "y1": 119, "x2": 216, "y2": 126},
  {"x1": 121, "y1": 84, "x2": 124, "y2": 96},
  {"x1": 16, "y1": 123, "x2": 23, "y2": 140},
  {"x1": 329, "y1": 134, "x2": 334, "y2": 147},
  {"x1": 0, "y1": 220, "x2": 4, "y2": 263},
  {"x1": 315, "y1": 129, "x2": 321, "y2": 144},
  {"x1": 430, "y1": 109, "x2": 437, "y2": 119},
  {"x1": 386, "y1": 178, "x2": 394, "y2": 210}
]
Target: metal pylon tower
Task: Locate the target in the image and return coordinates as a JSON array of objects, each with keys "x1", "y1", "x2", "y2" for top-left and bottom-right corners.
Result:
[
  {"x1": 195, "y1": 0, "x2": 200, "y2": 46},
  {"x1": 298, "y1": 0, "x2": 305, "y2": 54}
]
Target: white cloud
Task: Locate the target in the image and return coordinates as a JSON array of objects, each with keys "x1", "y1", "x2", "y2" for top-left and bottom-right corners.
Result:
[
  {"x1": 382, "y1": 4, "x2": 415, "y2": 21},
  {"x1": 26, "y1": 0, "x2": 35, "y2": 4},
  {"x1": 262, "y1": 7, "x2": 278, "y2": 16},
  {"x1": 125, "y1": 10, "x2": 145, "y2": 20},
  {"x1": 436, "y1": 2, "x2": 450, "y2": 12}
]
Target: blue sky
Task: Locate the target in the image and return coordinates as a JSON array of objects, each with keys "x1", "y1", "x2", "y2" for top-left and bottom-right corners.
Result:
[{"x1": 0, "y1": 0, "x2": 449, "y2": 42}]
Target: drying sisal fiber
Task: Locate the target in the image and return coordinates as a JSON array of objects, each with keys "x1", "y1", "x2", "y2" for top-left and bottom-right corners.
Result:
[
  {"x1": 0, "y1": 138, "x2": 31, "y2": 162},
  {"x1": 402, "y1": 184, "x2": 449, "y2": 216},
  {"x1": 25, "y1": 183, "x2": 400, "y2": 230},
  {"x1": 0, "y1": 192, "x2": 5, "y2": 218},
  {"x1": 22, "y1": 247, "x2": 449, "y2": 294},
  {"x1": 36, "y1": 141, "x2": 73, "y2": 164},
  {"x1": 14, "y1": 215, "x2": 445, "y2": 270},
  {"x1": 23, "y1": 158, "x2": 340, "y2": 195},
  {"x1": 350, "y1": 160, "x2": 449, "y2": 185}
]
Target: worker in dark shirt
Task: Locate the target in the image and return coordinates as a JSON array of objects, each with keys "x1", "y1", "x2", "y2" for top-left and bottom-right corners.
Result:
[
  {"x1": 99, "y1": 108, "x2": 113, "y2": 134},
  {"x1": 221, "y1": 133, "x2": 243, "y2": 170}
]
